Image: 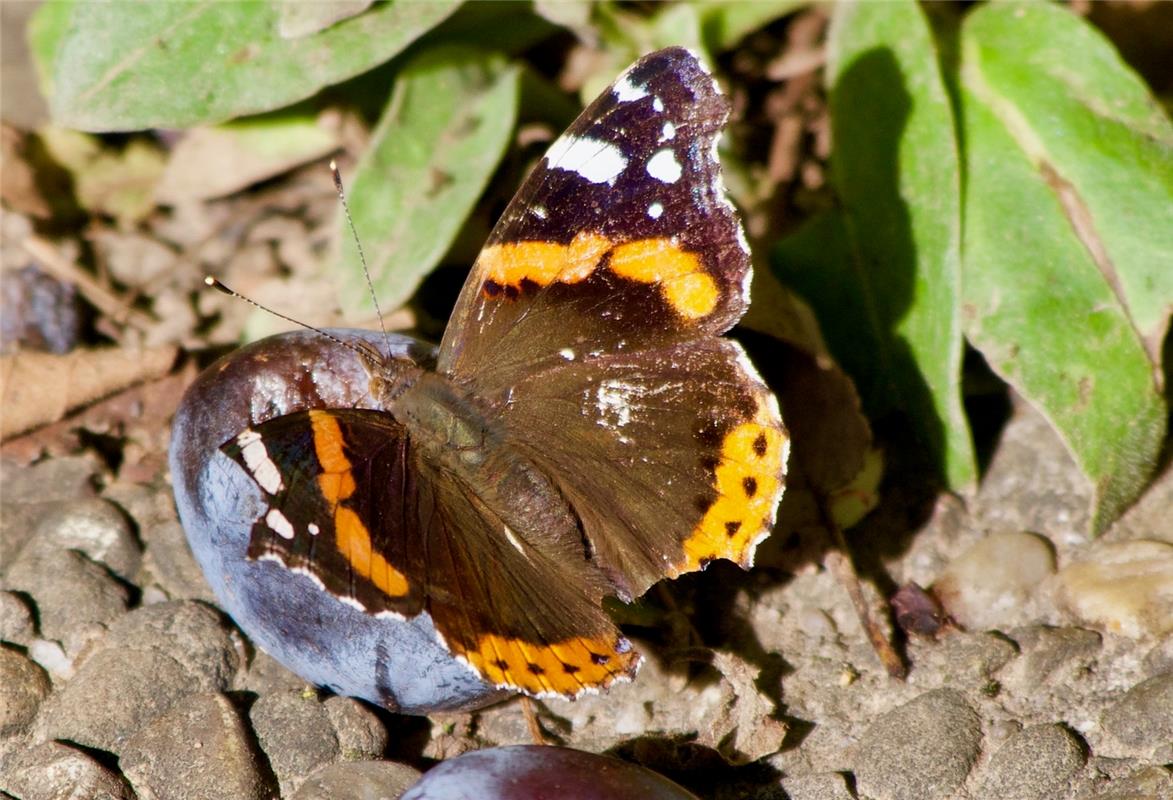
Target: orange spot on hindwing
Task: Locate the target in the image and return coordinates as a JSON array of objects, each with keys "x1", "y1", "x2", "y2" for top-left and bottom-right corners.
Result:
[
  {"x1": 308, "y1": 411, "x2": 409, "y2": 598},
  {"x1": 456, "y1": 631, "x2": 641, "y2": 697},
  {"x1": 477, "y1": 233, "x2": 718, "y2": 320},
  {"x1": 677, "y1": 395, "x2": 788, "y2": 575}
]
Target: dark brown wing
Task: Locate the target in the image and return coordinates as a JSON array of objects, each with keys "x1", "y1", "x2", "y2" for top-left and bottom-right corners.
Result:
[
  {"x1": 498, "y1": 338, "x2": 788, "y2": 600},
  {"x1": 414, "y1": 457, "x2": 640, "y2": 697},
  {"x1": 224, "y1": 408, "x2": 639, "y2": 697},
  {"x1": 223, "y1": 409, "x2": 426, "y2": 618},
  {"x1": 437, "y1": 48, "x2": 751, "y2": 396}
]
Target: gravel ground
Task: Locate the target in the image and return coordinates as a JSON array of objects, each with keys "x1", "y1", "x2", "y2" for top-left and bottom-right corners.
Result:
[{"x1": 1, "y1": 393, "x2": 1170, "y2": 800}]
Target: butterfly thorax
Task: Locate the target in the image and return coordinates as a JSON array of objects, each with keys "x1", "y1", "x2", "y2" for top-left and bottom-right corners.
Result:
[{"x1": 390, "y1": 370, "x2": 588, "y2": 564}]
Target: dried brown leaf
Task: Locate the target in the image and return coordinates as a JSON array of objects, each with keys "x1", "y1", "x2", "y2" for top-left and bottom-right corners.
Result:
[{"x1": 0, "y1": 345, "x2": 177, "y2": 439}]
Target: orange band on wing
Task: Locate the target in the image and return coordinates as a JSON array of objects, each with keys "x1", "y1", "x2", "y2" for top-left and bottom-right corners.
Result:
[
  {"x1": 334, "y1": 508, "x2": 410, "y2": 597},
  {"x1": 478, "y1": 233, "x2": 718, "y2": 320},
  {"x1": 480, "y1": 231, "x2": 609, "y2": 288},
  {"x1": 309, "y1": 410, "x2": 410, "y2": 598},
  {"x1": 458, "y1": 631, "x2": 641, "y2": 697},
  {"x1": 609, "y1": 238, "x2": 718, "y2": 320},
  {"x1": 310, "y1": 410, "x2": 356, "y2": 503},
  {"x1": 676, "y1": 397, "x2": 787, "y2": 574}
]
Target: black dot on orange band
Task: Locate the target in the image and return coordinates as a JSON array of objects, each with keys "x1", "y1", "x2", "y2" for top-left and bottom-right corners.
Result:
[
  {"x1": 483, "y1": 280, "x2": 503, "y2": 297},
  {"x1": 725, "y1": 520, "x2": 742, "y2": 537},
  {"x1": 519, "y1": 277, "x2": 541, "y2": 295},
  {"x1": 743, "y1": 476, "x2": 758, "y2": 497},
  {"x1": 493, "y1": 659, "x2": 509, "y2": 671},
  {"x1": 526, "y1": 662, "x2": 545, "y2": 675},
  {"x1": 563, "y1": 663, "x2": 580, "y2": 675},
  {"x1": 504, "y1": 284, "x2": 521, "y2": 300},
  {"x1": 753, "y1": 433, "x2": 768, "y2": 457},
  {"x1": 589, "y1": 652, "x2": 610, "y2": 666},
  {"x1": 695, "y1": 495, "x2": 714, "y2": 514}
]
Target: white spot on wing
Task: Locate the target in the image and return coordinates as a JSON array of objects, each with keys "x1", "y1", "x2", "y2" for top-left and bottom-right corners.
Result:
[
  {"x1": 545, "y1": 134, "x2": 627, "y2": 185},
  {"x1": 653, "y1": 96, "x2": 664, "y2": 112},
  {"x1": 613, "y1": 75, "x2": 648, "y2": 102},
  {"x1": 596, "y1": 379, "x2": 638, "y2": 428},
  {"x1": 532, "y1": 205, "x2": 548, "y2": 219},
  {"x1": 647, "y1": 201, "x2": 664, "y2": 219},
  {"x1": 265, "y1": 508, "x2": 295, "y2": 540},
  {"x1": 559, "y1": 348, "x2": 576, "y2": 361},
  {"x1": 337, "y1": 594, "x2": 366, "y2": 612},
  {"x1": 593, "y1": 378, "x2": 684, "y2": 432},
  {"x1": 502, "y1": 524, "x2": 528, "y2": 557},
  {"x1": 308, "y1": 522, "x2": 320, "y2": 536},
  {"x1": 646, "y1": 149, "x2": 682, "y2": 184},
  {"x1": 287, "y1": 564, "x2": 326, "y2": 592},
  {"x1": 236, "y1": 430, "x2": 284, "y2": 494},
  {"x1": 660, "y1": 121, "x2": 676, "y2": 141}
]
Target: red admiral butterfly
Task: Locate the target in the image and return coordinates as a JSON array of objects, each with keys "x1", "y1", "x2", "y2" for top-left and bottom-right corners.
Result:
[{"x1": 171, "y1": 47, "x2": 788, "y2": 707}]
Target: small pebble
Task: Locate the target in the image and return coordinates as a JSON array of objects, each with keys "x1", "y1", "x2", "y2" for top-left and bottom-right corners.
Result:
[
  {"x1": 322, "y1": 695, "x2": 388, "y2": 759},
  {"x1": 122, "y1": 692, "x2": 268, "y2": 800},
  {"x1": 291, "y1": 761, "x2": 422, "y2": 800},
  {"x1": 0, "y1": 456, "x2": 99, "y2": 564},
  {"x1": 250, "y1": 690, "x2": 343, "y2": 796},
  {"x1": 32, "y1": 601, "x2": 241, "y2": 752},
  {"x1": 0, "y1": 647, "x2": 51, "y2": 735},
  {"x1": 1092, "y1": 765, "x2": 1173, "y2": 799},
  {"x1": 1055, "y1": 540, "x2": 1173, "y2": 637},
  {"x1": 1142, "y1": 636, "x2": 1173, "y2": 677},
  {"x1": 932, "y1": 531, "x2": 1055, "y2": 630},
  {"x1": 4, "y1": 547, "x2": 129, "y2": 656},
  {"x1": 908, "y1": 631, "x2": 1018, "y2": 689},
  {"x1": 1100, "y1": 671, "x2": 1173, "y2": 757},
  {"x1": 976, "y1": 723, "x2": 1086, "y2": 800},
  {"x1": 235, "y1": 647, "x2": 313, "y2": 696},
  {"x1": 1003, "y1": 625, "x2": 1102, "y2": 688},
  {"x1": 31, "y1": 497, "x2": 141, "y2": 580},
  {"x1": 777, "y1": 772, "x2": 854, "y2": 800},
  {"x1": 0, "y1": 740, "x2": 133, "y2": 800},
  {"x1": 140, "y1": 519, "x2": 219, "y2": 603},
  {"x1": 853, "y1": 689, "x2": 982, "y2": 800},
  {"x1": 0, "y1": 591, "x2": 36, "y2": 645}
]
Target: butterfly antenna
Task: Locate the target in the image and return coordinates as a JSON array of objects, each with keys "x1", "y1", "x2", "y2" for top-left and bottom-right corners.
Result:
[
  {"x1": 330, "y1": 160, "x2": 391, "y2": 354},
  {"x1": 203, "y1": 276, "x2": 382, "y2": 369}
]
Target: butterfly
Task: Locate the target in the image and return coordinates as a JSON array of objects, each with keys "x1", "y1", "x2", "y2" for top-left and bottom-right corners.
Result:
[{"x1": 217, "y1": 47, "x2": 788, "y2": 699}]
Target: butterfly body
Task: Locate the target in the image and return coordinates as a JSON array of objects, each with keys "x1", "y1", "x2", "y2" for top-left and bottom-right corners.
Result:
[{"x1": 171, "y1": 48, "x2": 788, "y2": 708}]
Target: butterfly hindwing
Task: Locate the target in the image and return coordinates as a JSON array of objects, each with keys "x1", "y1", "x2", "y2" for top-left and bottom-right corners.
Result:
[
  {"x1": 225, "y1": 408, "x2": 639, "y2": 697},
  {"x1": 223, "y1": 409, "x2": 426, "y2": 618},
  {"x1": 499, "y1": 338, "x2": 787, "y2": 600}
]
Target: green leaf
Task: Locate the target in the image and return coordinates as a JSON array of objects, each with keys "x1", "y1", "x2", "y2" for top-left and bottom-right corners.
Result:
[
  {"x1": 426, "y1": 1, "x2": 560, "y2": 56},
  {"x1": 38, "y1": 0, "x2": 459, "y2": 132},
  {"x1": 695, "y1": 0, "x2": 807, "y2": 52},
  {"x1": 335, "y1": 47, "x2": 521, "y2": 318},
  {"x1": 26, "y1": 0, "x2": 74, "y2": 103},
  {"x1": 774, "y1": 0, "x2": 976, "y2": 490},
  {"x1": 585, "y1": 3, "x2": 706, "y2": 102},
  {"x1": 959, "y1": 2, "x2": 1169, "y2": 533}
]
